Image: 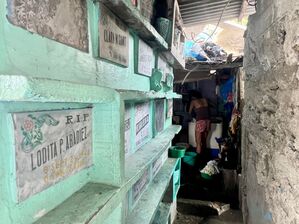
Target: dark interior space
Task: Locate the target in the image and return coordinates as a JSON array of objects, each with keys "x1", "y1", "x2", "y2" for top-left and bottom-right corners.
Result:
[{"x1": 172, "y1": 67, "x2": 243, "y2": 221}]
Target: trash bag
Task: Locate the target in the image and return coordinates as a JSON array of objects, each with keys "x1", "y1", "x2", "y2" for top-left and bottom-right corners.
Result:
[
  {"x1": 184, "y1": 35, "x2": 210, "y2": 61},
  {"x1": 190, "y1": 42, "x2": 209, "y2": 61},
  {"x1": 184, "y1": 38, "x2": 228, "y2": 62},
  {"x1": 202, "y1": 42, "x2": 227, "y2": 61}
]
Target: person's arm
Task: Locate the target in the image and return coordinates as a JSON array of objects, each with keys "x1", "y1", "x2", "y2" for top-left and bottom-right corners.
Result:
[{"x1": 189, "y1": 100, "x2": 194, "y2": 114}]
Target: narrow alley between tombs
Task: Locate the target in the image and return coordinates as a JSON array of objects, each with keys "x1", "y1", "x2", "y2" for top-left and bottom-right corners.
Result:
[{"x1": 0, "y1": 0, "x2": 298, "y2": 224}]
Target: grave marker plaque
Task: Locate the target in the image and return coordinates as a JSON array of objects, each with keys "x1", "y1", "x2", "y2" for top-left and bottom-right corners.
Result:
[
  {"x1": 99, "y1": 4, "x2": 129, "y2": 66},
  {"x1": 124, "y1": 105, "x2": 131, "y2": 155},
  {"x1": 157, "y1": 56, "x2": 172, "y2": 82},
  {"x1": 135, "y1": 102, "x2": 150, "y2": 149},
  {"x1": 136, "y1": 39, "x2": 154, "y2": 76},
  {"x1": 13, "y1": 108, "x2": 92, "y2": 201},
  {"x1": 132, "y1": 168, "x2": 150, "y2": 203},
  {"x1": 155, "y1": 99, "x2": 165, "y2": 133},
  {"x1": 167, "y1": 99, "x2": 173, "y2": 118},
  {"x1": 152, "y1": 157, "x2": 163, "y2": 178}
]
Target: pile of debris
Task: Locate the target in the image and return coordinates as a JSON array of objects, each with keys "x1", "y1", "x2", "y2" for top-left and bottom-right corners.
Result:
[
  {"x1": 184, "y1": 31, "x2": 230, "y2": 63},
  {"x1": 186, "y1": 41, "x2": 228, "y2": 62}
]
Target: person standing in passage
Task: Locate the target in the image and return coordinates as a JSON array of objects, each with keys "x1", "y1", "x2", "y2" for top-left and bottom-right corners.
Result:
[{"x1": 189, "y1": 91, "x2": 211, "y2": 154}]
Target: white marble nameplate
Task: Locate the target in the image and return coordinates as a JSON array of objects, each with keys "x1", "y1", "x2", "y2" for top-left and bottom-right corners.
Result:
[{"x1": 13, "y1": 108, "x2": 92, "y2": 201}]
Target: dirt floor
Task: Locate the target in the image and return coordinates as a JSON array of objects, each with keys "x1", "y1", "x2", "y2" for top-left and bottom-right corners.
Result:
[
  {"x1": 174, "y1": 200, "x2": 243, "y2": 224},
  {"x1": 175, "y1": 212, "x2": 204, "y2": 224}
]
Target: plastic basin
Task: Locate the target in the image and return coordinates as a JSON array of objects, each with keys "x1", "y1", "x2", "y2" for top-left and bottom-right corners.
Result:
[
  {"x1": 201, "y1": 172, "x2": 213, "y2": 180},
  {"x1": 182, "y1": 152, "x2": 197, "y2": 166},
  {"x1": 168, "y1": 146, "x2": 186, "y2": 158}
]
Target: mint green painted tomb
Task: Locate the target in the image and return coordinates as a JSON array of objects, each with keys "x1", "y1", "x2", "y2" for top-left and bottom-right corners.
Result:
[{"x1": 0, "y1": 0, "x2": 182, "y2": 223}]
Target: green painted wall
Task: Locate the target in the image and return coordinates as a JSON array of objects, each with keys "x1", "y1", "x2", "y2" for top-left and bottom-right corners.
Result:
[
  {"x1": 0, "y1": 1, "x2": 153, "y2": 91},
  {"x1": 103, "y1": 203, "x2": 123, "y2": 224},
  {"x1": 0, "y1": 0, "x2": 177, "y2": 223}
]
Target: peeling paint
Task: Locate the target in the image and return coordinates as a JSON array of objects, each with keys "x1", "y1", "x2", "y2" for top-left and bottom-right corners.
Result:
[{"x1": 7, "y1": 0, "x2": 88, "y2": 51}]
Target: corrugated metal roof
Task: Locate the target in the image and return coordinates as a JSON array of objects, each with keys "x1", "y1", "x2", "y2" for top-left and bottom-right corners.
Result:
[{"x1": 178, "y1": 0, "x2": 255, "y2": 26}]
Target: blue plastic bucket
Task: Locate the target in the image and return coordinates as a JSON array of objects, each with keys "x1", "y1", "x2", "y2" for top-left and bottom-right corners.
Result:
[{"x1": 210, "y1": 148, "x2": 220, "y2": 159}]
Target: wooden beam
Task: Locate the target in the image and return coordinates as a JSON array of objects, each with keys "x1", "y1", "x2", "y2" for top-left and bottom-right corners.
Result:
[{"x1": 185, "y1": 61, "x2": 243, "y2": 71}]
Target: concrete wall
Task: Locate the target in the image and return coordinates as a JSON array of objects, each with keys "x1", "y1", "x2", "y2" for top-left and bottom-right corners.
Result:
[{"x1": 243, "y1": 0, "x2": 299, "y2": 223}]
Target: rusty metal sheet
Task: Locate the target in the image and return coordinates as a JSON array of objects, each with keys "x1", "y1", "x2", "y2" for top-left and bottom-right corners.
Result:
[{"x1": 13, "y1": 108, "x2": 93, "y2": 201}]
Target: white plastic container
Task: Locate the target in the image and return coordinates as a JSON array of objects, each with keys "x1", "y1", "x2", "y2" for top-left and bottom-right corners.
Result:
[
  {"x1": 188, "y1": 118, "x2": 223, "y2": 149},
  {"x1": 188, "y1": 120, "x2": 197, "y2": 147},
  {"x1": 207, "y1": 120, "x2": 223, "y2": 149}
]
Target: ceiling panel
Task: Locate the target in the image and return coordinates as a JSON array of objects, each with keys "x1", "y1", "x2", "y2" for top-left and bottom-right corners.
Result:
[{"x1": 178, "y1": 0, "x2": 256, "y2": 26}]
